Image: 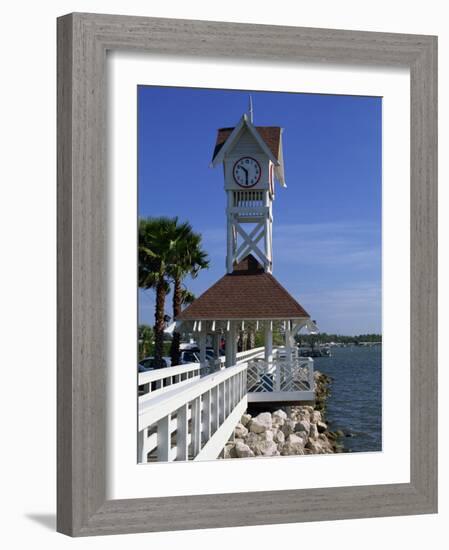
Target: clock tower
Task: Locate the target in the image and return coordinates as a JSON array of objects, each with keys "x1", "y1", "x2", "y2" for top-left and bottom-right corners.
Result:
[{"x1": 211, "y1": 112, "x2": 286, "y2": 274}]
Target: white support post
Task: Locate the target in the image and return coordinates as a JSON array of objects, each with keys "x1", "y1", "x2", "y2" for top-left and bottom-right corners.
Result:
[
  {"x1": 214, "y1": 333, "x2": 221, "y2": 366},
  {"x1": 191, "y1": 397, "x2": 202, "y2": 457},
  {"x1": 211, "y1": 385, "x2": 219, "y2": 434},
  {"x1": 199, "y1": 328, "x2": 207, "y2": 367},
  {"x1": 203, "y1": 390, "x2": 211, "y2": 442},
  {"x1": 264, "y1": 321, "x2": 273, "y2": 364},
  {"x1": 226, "y1": 192, "x2": 234, "y2": 273},
  {"x1": 137, "y1": 429, "x2": 146, "y2": 463},
  {"x1": 157, "y1": 415, "x2": 170, "y2": 462},
  {"x1": 219, "y1": 382, "x2": 225, "y2": 425},
  {"x1": 231, "y1": 321, "x2": 237, "y2": 367},
  {"x1": 226, "y1": 321, "x2": 237, "y2": 368},
  {"x1": 176, "y1": 404, "x2": 188, "y2": 461},
  {"x1": 285, "y1": 322, "x2": 292, "y2": 362},
  {"x1": 264, "y1": 190, "x2": 272, "y2": 273}
]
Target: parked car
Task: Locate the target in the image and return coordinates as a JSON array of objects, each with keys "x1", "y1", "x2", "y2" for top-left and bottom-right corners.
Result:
[
  {"x1": 179, "y1": 347, "x2": 220, "y2": 364},
  {"x1": 179, "y1": 349, "x2": 200, "y2": 364},
  {"x1": 138, "y1": 356, "x2": 171, "y2": 372}
]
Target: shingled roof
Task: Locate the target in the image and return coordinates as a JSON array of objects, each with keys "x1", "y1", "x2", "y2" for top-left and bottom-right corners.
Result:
[
  {"x1": 177, "y1": 255, "x2": 310, "y2": 321},
  {"x1": 212, "y1": 126, "x2": 282, "y2": 162}
]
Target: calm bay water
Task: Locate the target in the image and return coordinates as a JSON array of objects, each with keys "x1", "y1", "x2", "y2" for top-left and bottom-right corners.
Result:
[{"x1": 314, "y1": 346, "x2": 382, "y2": 453}]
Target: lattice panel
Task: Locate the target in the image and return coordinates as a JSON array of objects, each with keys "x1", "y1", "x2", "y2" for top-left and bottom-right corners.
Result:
[
  {"x1": 278, "y1": 360, "x2": 311, "y2": 392},
  {"x1": 247, "y1": 359, "x2": 313, "y2": 393}
]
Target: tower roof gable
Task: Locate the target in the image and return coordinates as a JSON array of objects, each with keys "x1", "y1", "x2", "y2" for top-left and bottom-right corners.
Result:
[
  {"x1": 213, "y1": 126, "x2": 282, "y2": 162},
  {"x1": 211, "y1": 115, "x2": 286, "y2": 186}
]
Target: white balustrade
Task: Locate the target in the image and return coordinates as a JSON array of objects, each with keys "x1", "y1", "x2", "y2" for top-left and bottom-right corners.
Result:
[
  {"x1": 138, "y1": 363, "x2": 248, "y2": 463},
  {"x1": 236, "y1": 346, "x2": 265, "y2": 363},
  {"x1": 246, "y1": 349, "x2": 315, "y2": 403},
  {"x1": 138, "y1": 362, "x2": 210, "y2": 404},
  {"x1": 217, "y1": 346, "x2": 265, "y2": 367}
]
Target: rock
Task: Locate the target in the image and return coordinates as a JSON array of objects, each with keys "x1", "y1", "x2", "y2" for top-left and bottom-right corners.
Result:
[
  {"x1": 306, "y1": 439, "x2": 324, "y2": 453},
  {"x1": 235, "y1": 441, "x2": 255, "y2": 458},
  {"x1": 249, "y1": 412, "x2": 272, "y2": 433},
  {"x1": 273, "y1": 429, "x2": 285, "y2": 445},
  {"x1": 288, "y1": 433, "x2": 305, "y2": 446},
  {"x1": 262, "y1": 430, "x2": 274, "y2": 442},
  {"x1": 295, "y1": 419, "x2": 311, "y2": 434},
  {"x1": 234, "y1": 422, "x2": 248, "y2": 438},
  {"x1": 223, "y1": 444, "x2": 237, "y2": 459},
  {"x1": 317, "y1": 421, "x2": 328, "y2": 433},
  {"x1": 295, "y1": 430, "x2": 309, "y2": 444},
  {"x1": 280, "y1": 433, "x2": 306, "y2": 455},
  {"x1": 273, "y1": 409, "x2": 287, "y2": 421},
  {"x1": 222, "y1": 368, "x2": 337, "y2": 459},
  {"x1": 281, "y1": 419, "x2": 297, "y2": 436},
  {"x1": 245, "y1": 432, "x2": 262, "y2": 447},
  {"x1": 281, "y1": 441, "x2": 305, "y2": 456},
  {"x1": 297, "y1": 411, "x2": 311, "y2": 422},
  {"x1": 251, "y1": 440, "x2": 279, "y2": 457},
  {"x1": 309, "y1": 423, "x2": 319, "y2": 440}
]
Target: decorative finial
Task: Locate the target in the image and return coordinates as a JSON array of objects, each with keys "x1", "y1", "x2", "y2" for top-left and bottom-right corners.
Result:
[{"x1": 248, "y1": 95, "x2": 254, "y2": 123}]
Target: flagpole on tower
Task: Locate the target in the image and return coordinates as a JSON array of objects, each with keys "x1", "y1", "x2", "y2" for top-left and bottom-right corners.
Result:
[{"x1": 248, "y1": 95, "x2": 254, "y2": 123}]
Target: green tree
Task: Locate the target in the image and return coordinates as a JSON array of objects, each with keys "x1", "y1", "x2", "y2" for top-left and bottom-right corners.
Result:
[
  {"x1": 169, "y1": 228, "x2": 209, "y2": 366},
  {"x1": 138, "y1": 324, "x2": 154, "y2": 360},
  {"x1": 139, "y1": 217, "x2": 186, "y2": 369}
]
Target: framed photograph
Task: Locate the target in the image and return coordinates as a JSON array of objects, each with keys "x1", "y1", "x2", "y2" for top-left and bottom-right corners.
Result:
[{"x1": 57, "y1": 13, "x2": 437, "y2": 536}]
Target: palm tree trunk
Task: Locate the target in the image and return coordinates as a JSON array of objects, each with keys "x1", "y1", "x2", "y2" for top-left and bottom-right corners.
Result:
[
  {"x1": 154, "y1": 278, "x2": 166, "y2": 369},
  {"x1": 170, "y1": 276, "x2": 182, "y2": 366}
]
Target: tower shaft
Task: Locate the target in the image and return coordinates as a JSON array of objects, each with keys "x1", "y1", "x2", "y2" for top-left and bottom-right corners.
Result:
[{"x1": 226, "y1": 188, "x2": 273, "y2": 273}]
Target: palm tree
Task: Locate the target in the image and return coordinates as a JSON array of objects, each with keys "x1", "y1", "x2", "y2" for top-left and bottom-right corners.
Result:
[
  {"x1": 138, "y1": 324, "x2": 154, "y2": 360},
  {"x1": 138, "y1": 217, "x2": 188, "y2": 369},
  {"x1": 169, "y1": 229, "x2": 209, "y2": 366}
]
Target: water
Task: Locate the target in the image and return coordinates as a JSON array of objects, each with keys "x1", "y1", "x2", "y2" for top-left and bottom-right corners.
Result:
[{"x1": 314, "y1": 346, "x2": 382, "y2": 453}]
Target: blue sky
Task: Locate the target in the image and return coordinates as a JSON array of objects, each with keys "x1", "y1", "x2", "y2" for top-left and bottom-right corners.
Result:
[{"x1": 138, "y1": 86, "x2": 382, "y2": 335}]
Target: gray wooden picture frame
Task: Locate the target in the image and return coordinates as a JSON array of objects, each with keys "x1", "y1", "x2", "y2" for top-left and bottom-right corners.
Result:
[{"x1": 57, "y1": 12, "x2": 438, "y2": 537}]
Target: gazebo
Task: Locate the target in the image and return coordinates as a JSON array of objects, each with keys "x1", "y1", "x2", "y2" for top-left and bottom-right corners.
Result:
[{"x1": 176, "y1": 255, "x2": 317, "y2": 403}]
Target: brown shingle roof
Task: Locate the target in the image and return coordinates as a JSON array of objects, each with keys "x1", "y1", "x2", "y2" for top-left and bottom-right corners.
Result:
[
  {"x1": 212, "y1": 126, "x2": 282, "y2": 161},
  {"x1": 177, "y1": 255, "x2": 309, "y2": 321}
]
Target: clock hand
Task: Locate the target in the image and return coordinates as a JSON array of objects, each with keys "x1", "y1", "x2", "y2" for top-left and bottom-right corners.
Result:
[{"x1": 240, "y1": 166, "x2": 249, "y2": 185}]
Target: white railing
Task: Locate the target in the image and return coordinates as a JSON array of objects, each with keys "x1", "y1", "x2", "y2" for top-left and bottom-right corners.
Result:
[
  {"x1": 138, "y1": 362, "x2": 211, "y2": 403},
  {"x1": 236, "y1": 346, "x2": 265, "y2": 363},
  {"x1": 138, "y1": 363, "x2": 248, "y2": 463},
  {"x1": 247, "y1": 355, "x2": 315, "y2": 402},
  {"x1": 217, "y1": 346, "x2": 265, "y2": 367}
]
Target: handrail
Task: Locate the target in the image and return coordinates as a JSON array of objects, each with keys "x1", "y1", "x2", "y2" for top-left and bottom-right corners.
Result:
[
  {"x1": 139, "y1": 362, "x2": 247, "y2": 430},
  {"x1": 138, "y1": 362, "x2": 248, "y2": 462},
  {"x1": 138, "y1": 362, "x2": 203, "y2": 385},
  {"x1": 236, "y1": 346, "x2": 265, "y2": 362}
]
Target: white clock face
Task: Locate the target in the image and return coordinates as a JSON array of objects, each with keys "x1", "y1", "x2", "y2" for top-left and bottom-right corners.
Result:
[{"x1": 233, "y1": 157, "x2": 261, "y2": 188}]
